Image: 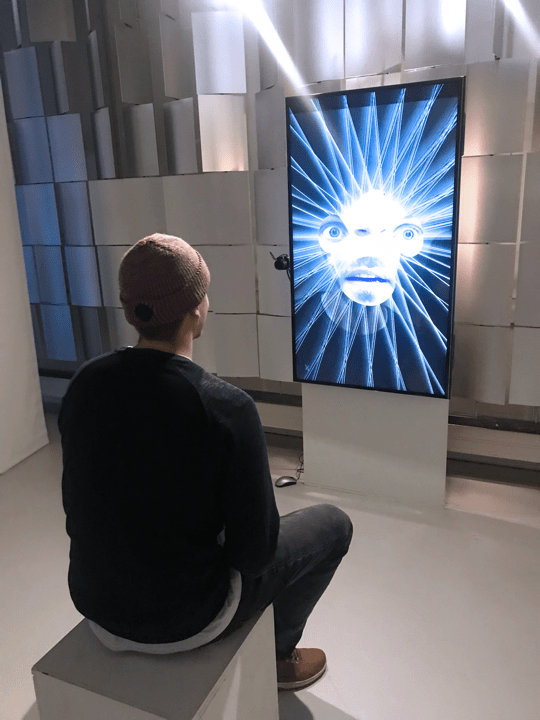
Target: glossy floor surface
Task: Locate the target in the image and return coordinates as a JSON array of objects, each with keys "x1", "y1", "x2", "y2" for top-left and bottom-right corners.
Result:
[{"x1": 2, "y1": 413, "x2": 540, "y2": 720}]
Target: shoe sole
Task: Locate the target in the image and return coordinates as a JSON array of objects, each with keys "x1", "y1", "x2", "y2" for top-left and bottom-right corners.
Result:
[{"x1": 277, "y1": 662, "x2": 327, "y2": 691}]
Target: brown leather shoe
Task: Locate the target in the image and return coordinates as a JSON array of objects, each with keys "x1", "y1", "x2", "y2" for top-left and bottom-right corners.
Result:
[{"x1": 276, "y1": 648, "x2": 327, "y2": 690}]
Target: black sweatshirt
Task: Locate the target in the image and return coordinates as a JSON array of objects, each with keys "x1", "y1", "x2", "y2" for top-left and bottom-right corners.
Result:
[{"x1": 58, "y1": 347, "x2": 280, "y2": 644}]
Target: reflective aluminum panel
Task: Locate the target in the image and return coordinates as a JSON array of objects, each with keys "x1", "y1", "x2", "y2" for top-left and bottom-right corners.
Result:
[
  {"x1": 163, "y1": 99, "x2": 199, "y2": 175},
  {"x1": 515, "y1": 242, "x2": 540, "y2": 328},
  {"x1": 51, "y1": 41, "x2": 93, "y2": 115},
  {"x1": 33, "y1": 246, "x2": 68, "y2": 305},
  {"x1": 163, "y1": 173, "x2": 251, "y2": 246},
  {"x1": 520, "y1": 152, "x2": 540, "y2": 245},
  {"x1": 40, "y1": 304, "x2": 77, "y2": 361},
  {"x1": 88, "y1": 31, "x2": 106, "y2": 108},
  {"x1": 404, "y1": 0, "x2": 466, "y2": 69},
  {"x1": 106, "y1": 307, "x2": 138, "y2": 348},
  {"x1": 255, "y1": 86, "x2": 287, "y2": 170},
  {"x1": 26, "y1": 0, "x2": 76, "y2": 43},
  {"x1": 114, "y1": 24, "x2": 153, "y2": 105},
  {"x1": 198, "y1": 95, "x2": 248, "y2": 172},
  {"x1": 47, "y1": 114, "x2": 87, "y2": 182},
  {"x1": 191, "y1": 310, "x2": 217, "y2": 374},
  {"x1": 92, "y1": 108, "x2": 116, "y2": 179},
  {"x1": 123, "y1": 104, "x2": 160, "y2": 177},
  {"x1": 64, "y1": 247, "x2": 102, "y2": 307},
  {"x1": 213, "y1": 314, "x2": 259, "y2": 377},
  {"x1": 509, "y1": 327, "x2": 540, "y2": 405},
  {"x1": 192, "y1": 11, "x2": 247, "y2": 95},
  {"x1": 15, "y1": 184, "x2": 61, "y2": 245},
  {"x1": 254, "y1": 168, "x2": 289, "y2": 246},
  {"x1": 79, "y1": 306, "x2": 104, "y2": 359},
  {"x1": 22, "y1": 247, "x2": 40, "y2": 304},
  {"x1": 465, "y1": 0, "x2": 497, "y2": 64},
  {"x1": 258, "y1": 315, "x2": 293, "y2": 382},
  {"x1": 3, "y1": 47, "x2": 44, "y2": 119},
  {"x1": 10, "y1": 117, "x2": 53, "y2": 184},
  {"x1": 161, "y1": 0, "x2": 179, "y2": 20},
  {"x1": 292, "y1": 0, "x2": 344, "y2": 84},
  {"x1": 345, "y1": 0, "x2": 402, "y2": 77},
  {"x1": 458, "y1": 155, "x2": 522, "y2": 243},
  {"x1": 256, "y1": 244, "x2": 291, "y2": 317},
  {"x1": 195, "y1": 245, "x2": 256, "y2": 314},
  {"x1": 159, "y1": 15, "x2": 183, "y2": 100},
  {"x1": 97, "y1": 245, "x2": 129, "y2": 308}
]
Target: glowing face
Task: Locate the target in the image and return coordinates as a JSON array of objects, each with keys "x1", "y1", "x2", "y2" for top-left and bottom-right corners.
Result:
[{"x1": 318, "y1": 190, "x2": 424, "y2": 306}]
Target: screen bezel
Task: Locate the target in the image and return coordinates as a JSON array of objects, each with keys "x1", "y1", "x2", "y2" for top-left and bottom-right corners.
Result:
[{"x1": 286, "y1": 76, "x2": 466, "y2": 399}]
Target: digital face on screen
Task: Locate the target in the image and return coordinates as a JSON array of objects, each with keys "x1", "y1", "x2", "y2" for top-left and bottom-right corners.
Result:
[{"x1": 288, "y1": 80, "x2": 463, "y2": 397}]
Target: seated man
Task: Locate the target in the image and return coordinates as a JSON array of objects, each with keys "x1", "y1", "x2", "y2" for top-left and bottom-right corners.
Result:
[{"x1": 59, "y1": 233, "x2": 353, "y2": 691}]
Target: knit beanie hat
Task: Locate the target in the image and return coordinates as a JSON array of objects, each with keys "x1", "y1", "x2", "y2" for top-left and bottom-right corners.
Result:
[{"x1": 118, "y1": 234, "x2": 210, "y2": 330}]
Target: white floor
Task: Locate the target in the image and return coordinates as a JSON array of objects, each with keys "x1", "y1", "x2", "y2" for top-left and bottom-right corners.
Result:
[{"x1": 2, "y1": 413, "x2": 540, "y2": 720}]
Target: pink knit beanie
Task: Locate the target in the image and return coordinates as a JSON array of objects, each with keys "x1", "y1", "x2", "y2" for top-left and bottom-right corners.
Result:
[{"x1": 118, "y1": 234, "x2": 210, "y2": 330}]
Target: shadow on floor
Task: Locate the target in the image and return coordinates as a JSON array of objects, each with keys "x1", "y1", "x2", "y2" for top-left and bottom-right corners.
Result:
[
  {"x1": 22, "y1": 702, "x2": 39, "y2": 720},
  {"x1": 278, "y1": 690, "x2": 360, "y2": 720}
]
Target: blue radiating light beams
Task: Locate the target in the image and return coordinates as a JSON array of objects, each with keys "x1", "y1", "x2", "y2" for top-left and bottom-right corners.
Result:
[{"x1": 288, "y1": 80, "x2": 463, "y2": 396}]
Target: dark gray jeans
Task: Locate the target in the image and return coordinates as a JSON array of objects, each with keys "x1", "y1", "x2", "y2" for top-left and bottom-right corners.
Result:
[{"x1": 209, "y1": 504, "x2": 353, "y2": 659}]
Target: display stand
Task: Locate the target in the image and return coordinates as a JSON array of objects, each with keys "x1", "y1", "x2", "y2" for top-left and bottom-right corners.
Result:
[{"x1": 302, "y1": 383, "x2": 449, "y2": 510}]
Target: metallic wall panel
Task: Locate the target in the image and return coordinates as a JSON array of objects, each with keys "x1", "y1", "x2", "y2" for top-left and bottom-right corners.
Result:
[
  {"x1": 255, "y1": 86, "x2": 287, "y2": 170},
  {"x1": 191, "y1": 310, "x2": 217, "y2": 374},
  {"x1": 89, "y1": 178, "x2": 165, "y2": 246},
  {"x1": 521, "y1": 153, "x2": 540, "y2": 244},
  {"x1": 345, "y1": 76, "x2": 384, "y2": 90},
  {"x1": 161, "y1": 0, "x2": 179, "y2": 21},
  {"x1": 194, "y1": 245, "x2": 256, "y2": 314},
  {"x1": 3, "y1": 47, "x2": 44, "y2": 119},
  {"x1": 454, "y1": 243, "x2": 515, "y2": 326},
  {"x1": 22, "y1": 247, "x2": 40, "y2": 304},
  {"x1": 345, "y1": 0, "x2": 402, "y2": 77},
  {"x1": 192, "y1": 11, "x2": 247, "y2": 95},
  {"x1": 458, "y1": 155, "x2": 522, "y2": 244},
  {"x1": 515, "y1": 243, "x2": 540, "y2": 328},
  {"x1": 92, "y1": 108, "x2": 116, "y2": 179},
  {"x1": 64, "y1": 246, "x2": 102, "y2": 306},
  {"x1": 46, "y1": 114, "x2": 87, "y2": 182},
  {"x1": 114, "y1": 24, "x2": 153, "y2": 105},
  {"x1": 106, "y1": 306, "x2": 138, "y2": 348},
  {"x1": 254, "y1": 168, "x2": 288, "y2": 245},
  {"x1": 33, "y1": 246, "x2": 68, "y2": 305},
  {"x1": 123, "y1": 104, "x2": 160, "y2": 177},
  {"x1": 214, "y1": 314, "x2": 259, "y2": 377},
  {"x1": 464, "y1": 59, "x2": 529, "y2": 156},
  {"x1": 404, "y1": 0, "x2": 466, "y2": 69},
  {"x1": 198, "y1": 95, "x2": 248, "y2": 173},
  {"x1": 119, "y1": 0, "x2": 138, "y2": 28},
  {"x1": 401, "y1": 65, "x2": 465, "y2": 83},
  {"x1": 163, "y1": 173, "x2": 251, "y2": 246},
  {"x1": 451, "y1": 324, "x2": 511, "y2": 404},
  {"x1": 97, "y1": 245, "x2": 129, "y2": 308},
  {"x1": 30, "y1": 304, "x2": 46, "y2": 361},
  {"x1": 9, "y1": 117, "x2": 53, "y2": 184},
  {"x1": 257, "y1": 315, "x2": 293, "y2": 382},
  {"x1": 163, "y1": 99, "x2": 199, "y2": 175},
  {"x1": 159, "y1": 14, "x2": 183, "y2": 99},
  {"x1": 15, "y1": 184, "x2": 61, "y2": 245},
  {"x1": 509, "y1": 328, "x2": 540, "y2": 406},
  {"x1": 51, "y1": 41, "x2": 93, "y2": 115},
  {"x1": 88, "y1": 31, "x2": 106, "y2": 109},
  {"x1": 26, "y1": 0, "x2": 76, "y2": 43},
  {"x1": 40, "y1": 304, "x2": 77, "y2": 361},
  {"x1": 465, "y1": 0, "x2": 496, "y2": 64},
  {"x1": 56, "y1": 182, "x2": 94, "y2": 246},
  {"x1": 292, "y1": 0, "x2": 344, "y2": 84},
  {"x1": 78, "y1": 306, "x2": 104, "y2": 359},
  {"x1": 259, "y1": 35, "x2": 278, "y2": 91},
  {"x1": 255, "y1": 244, "x2": 291, "y2": 317}
]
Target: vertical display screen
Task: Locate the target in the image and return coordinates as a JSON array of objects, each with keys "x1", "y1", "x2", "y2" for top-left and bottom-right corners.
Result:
[{"x1": 287, "y1": 78, "x2": 465, "y2": 398}]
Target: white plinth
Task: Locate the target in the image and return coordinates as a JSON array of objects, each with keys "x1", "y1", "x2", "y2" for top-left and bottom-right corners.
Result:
[
  {"x1": 32, "y1": 605, "x2": 278, "y2": 720},
  {"x1": 302, "y1": 384, "x2": 449, "y2": 510}
]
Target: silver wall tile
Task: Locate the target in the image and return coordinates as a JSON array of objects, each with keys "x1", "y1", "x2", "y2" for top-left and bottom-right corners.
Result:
[
  {"x1": 292, "y1": 0, "x2": 344, "y2": 84},
  {"x1": 214, "y1": 314, "x2": 259, "y2": 377},
  {"x1": 255, "y1": 86, "x2": 287, "y2": 170},
  {"x1": 259, "y1": 34, "x2": 278, "y2": 91},
  {"x1": 303, "y1": 80, "x2": 343, "y2": 95},
  {"x1": 345, "y1": 76, "x2": 384, "y2": 90},
  {"x1": 79, "y1": 306, "x2": 104, "y2": 359},
  {"x1": 198, "y1": 95, "x2": 249, "y2": 173},
  {"x1": 97, "y1": 245, "x2": 129, "y2": 308},
  {"x1": 458, "y1": 155, "x2": 522, "y2": 244},
  {"x1": 195, "y1": 245, "x2": 256, "y2": 314},
  {"x1": 192, "y1": 11, "x2": 247, "y2": 95},
  {"x1": 46, "y1": 114, "x2": 87, "y2": 182},
  {"x1": 404, "y1": 0, "x2": 466, "y2": 69},
  {"x1": 22, "y1": 247, "x2": 40, "y2": 303},
  {"x1": 163, "y1": 99, "x2": 199, "y2": 175},
  {"x1": 451, "y1": 324, "x2": 511, "y2": 404},
  {"x1": 65, "y1": 246, "x2": 102, "y2": 306},
  {"x1": 119, "y1": 0, "x2": 138, "y2": 28},
  {"x1": 161, "y1": 0, "x2": 179, "y2": 20},
  {"x1": 92, "y1": 108, "x2": 116, "y2": 179},
  {"x1": 26, "y1": 0, "x2": 76, "y2": 43},
  {"x1": 515, "y1": 243, "x2": 540, "y2": 328},
  {"x1": 30, "y1": 304, "x2": 46, "y2": 361},
  {"x1": 40, "y1": 304, "x2": 77, "y2": 361},
  {"x1": 345, "y1": 0, "x2": 402, "y2": 77},
  {"x1": 257, "y1": 315, "x2": 293, "y2": 382},
  {"x1": 163, "y1": 173, "x2": 251, "y2": 246},
  {"x1": 106, "y1": 307, "x2": 138, "y2": 348},
  {"x1": 114, "y1": 24, "x2": 153, "y2": 105},
  {"x1": 465, "y1": 0, "x2": 497, "y2": 64},
  {"x1": 10, "y1": 117, "x2": 53, "y2": 184},
  {"x1": 56, "y1": 182, "x2": 93, "y2": 246},
  {"x1": 33, "y1": 246, "x2": 68, "y2": 305},
  {"x1": 123, "y1": 104, "x2": 160, "y2": 177},
  {"x1": 89, "y1": 178, "x2": 165, "y2": 246},
  {"x1": 15, "y1": 184, "x2": 61, "y2": 245},
  {"x1": 255, "y1": 244, "x2": 291, "y2": 317},
  {"x1": 401, "y1": 65, "x2": 465, "y2": 83},
  {"x1": 88, "y1": 30, "x2": 106, "y2": 109},
  {"x1": 51, "y1": 41, "x2": 93, "y2": 115},
  {"x1": 521, "y1": 153, "x2": 540, "y2": 244},
  {"x1": 454, "y1": 243, "x2": 516, "y2": 326},
  {"x1": 509, "y1": 327, "x2": 540, "y2": 406},
  {"x1": 254, "y1": 168, "x2": 289, "y2": 245},
  {"x1": 159, "y1": 15, "x2": 183, "y2": 99},
  {"x1": 3, "y1": 47, "x2": 44, "y2": 119},
  {"x1": 192, "y1": 310, "x2": 217, "y2": 374},
  {"x1": 464, "y1": 59, "x2": 529, "y2": 156}
]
